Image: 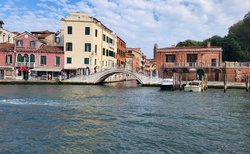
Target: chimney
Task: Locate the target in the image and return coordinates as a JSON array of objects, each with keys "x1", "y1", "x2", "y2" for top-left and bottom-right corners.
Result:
[{"x1": 207, "y1": 42, "x2": 211, "y2": 48}]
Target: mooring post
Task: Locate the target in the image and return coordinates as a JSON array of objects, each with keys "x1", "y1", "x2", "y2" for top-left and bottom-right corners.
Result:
[
  {"x1": 205, "y1": 74, "x2": 208, "y2": 89},
  {"x1": 179, "y1": 74, "x2": 182, "y2": 91},
  {"x1": 246, "y1": 75, "x2": 249, "y2": 92},
  {"x1": 224, "y1": 73, "x2": 227, "y2": 92}
]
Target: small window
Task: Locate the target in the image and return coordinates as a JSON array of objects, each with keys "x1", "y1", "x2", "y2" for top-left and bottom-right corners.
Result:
[
  {"x1": 55, "y1": 37, "x2": 60, "y2": 43},
  {"x1": 95, "y1": 59, "x2": 97, "y2": 65},
  {"x1": 40, "y1": 56, "x2": 46, "y2": 65},
  {"x1": 95, "y1": 29, "x2": 98, "y2": 37},
  {"x1": 85, "y1": 27, "x2": 90, "y2": 35},
  {"x1": 56, "y1": 56, "x2": 60, "y2": 66},
  {"x1": 84, "y1": 58, "x2": 89, "y2": 64},
  {"x1": 103, "y1": 48, "x2": 105, "y2": 55},
  {"x1": 6, "y1": 55, "x2": 12, "y2": 64},
  {"x1": 16, "y1": 40, "x2": 23, "y2": 46},
  {"x1": 106, "y1": 49, "x2": 108, "y2": 56},
  {"x1": 95, "y1": 45, "x2": 97, "y2": 54},
  {"x1": 103, "y1": 34, "x2": 106, "y2": 41},
  {"x1": 67, "y1": 57, "x2": 72, "y2": 64},
  {"x1": 68, "y1": 26, "x2": 72, "y2": 34},
  {"x1": 66, "y1": 42, "x2": 72, "y2": 51},
  {"x1": 106, "y1": 36, "x2": 109, "y2": 43},
  {"x1": 30, "y1": 41, "x2": 35, "y2": 47},
  {"x1": 85, "y1": 43, "x2": 91, "y2": 52},
  {"x1": 17, "y1": 54, "x2": 22, "y2": 62}
]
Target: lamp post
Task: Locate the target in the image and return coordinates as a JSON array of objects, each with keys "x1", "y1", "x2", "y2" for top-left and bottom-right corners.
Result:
[{"x1": 25, "y1": 57, "x2": 28, "y2": 81}]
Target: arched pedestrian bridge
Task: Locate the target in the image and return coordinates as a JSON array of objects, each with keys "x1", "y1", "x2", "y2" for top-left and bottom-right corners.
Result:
[{"x1": 65, "y1": 68, "x2": 162, "y2": 85}]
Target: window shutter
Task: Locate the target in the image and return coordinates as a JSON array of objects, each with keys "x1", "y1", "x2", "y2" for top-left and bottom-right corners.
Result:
[
  {"x1": 89, "y1": 44, "x2": 91, "y2": 52},
  {"x1": 16, "y1": 41, "x2": 18, "y2": 46},
  {"x1": 21, "y1": 41, "x2": 23, "y2": 46},
  {"x1": 6, "y1": 55, "x2": 7, "y2": 63},
  {"x1": 10, "y1": 55, "x2": 12, "y2": 63},
  {"x1": 66, "y1": 43, "x2": 68, "y2": 51},
  {"x1": 44, "y1": 56, "x2": 46, "y2": 65}
]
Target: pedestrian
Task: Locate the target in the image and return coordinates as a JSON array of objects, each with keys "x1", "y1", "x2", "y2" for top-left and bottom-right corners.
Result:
[
  {"x1": 196, "y1": 74, "x2": 199, "y2": 80},
  {"x1": 94, "y1": 66, "x2": 97, "y2": 73}
]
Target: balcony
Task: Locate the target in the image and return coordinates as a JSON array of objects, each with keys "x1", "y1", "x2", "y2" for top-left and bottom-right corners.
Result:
[
  {"x1": 15, "y1": 62, "x2": 35, "y2": 68},
  {"x1": 109, "y1": 43, "x2": 115, "y2": 49},
  {"x1": 164, "y1": 62, "x2": 221, "y2": 68},
  {"x1": 224, "y1": 62, "x2": 250, "y2": 68}
]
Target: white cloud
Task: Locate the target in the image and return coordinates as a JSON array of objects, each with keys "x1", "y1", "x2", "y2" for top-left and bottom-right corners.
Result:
[{"x1": 0, "y1": 0, "x2": 249, "y2": 58}]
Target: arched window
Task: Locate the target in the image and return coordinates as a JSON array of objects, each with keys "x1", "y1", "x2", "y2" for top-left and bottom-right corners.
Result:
[
  {"x1": 24, "y1": 54, "x2": 29, "y2": 62},
  {"x1": 17, "y1": 54, "x2": 22, "y2": 62},
  {"x1": 30, "y1": 54, "x2": 35, "y2": 62}
]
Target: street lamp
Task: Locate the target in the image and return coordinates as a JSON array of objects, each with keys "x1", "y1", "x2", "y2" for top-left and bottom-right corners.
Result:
[{"x1": 25, "y1": 56, "x2": 28, "y2": 81}]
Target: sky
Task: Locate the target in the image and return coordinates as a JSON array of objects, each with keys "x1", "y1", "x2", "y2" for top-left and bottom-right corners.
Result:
[{"x1": 0, "y1": 0, "x2": 249, "y2": 58}]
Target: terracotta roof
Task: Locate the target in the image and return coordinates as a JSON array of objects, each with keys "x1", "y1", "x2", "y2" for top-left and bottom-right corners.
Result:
[
  {"x1": 0, "y1": 43, "x2": 14, "y2": 50},
  {"x1": 38, "y1": 45, "x2": 63, "y2": 52},
  {"x1": 126, "y1": 48, "x2": 141, "y2": 50},
  {"x1": 31, "y1": 30, "x2": 55, "y2": 34},
  {"x1": 12, "y1": 32, "x2": 20, "y2": 35},
  {"x1": 157, "y1": 46, "x2": 221, "y2": 51},
  {"x1": 35, "y1": 34, "x2": 51, "y2": 39}
]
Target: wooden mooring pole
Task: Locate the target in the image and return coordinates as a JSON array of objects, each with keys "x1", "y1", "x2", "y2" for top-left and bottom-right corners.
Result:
[
  {"x1": 245, "y1": 75, "x2": 249, "y2": 92},
  {"x1": 224, "y1": 73, "x2": 227, "y2": 92},
  {"x1": 179, "y1": 74, "x2": 182, "y2": 91}
]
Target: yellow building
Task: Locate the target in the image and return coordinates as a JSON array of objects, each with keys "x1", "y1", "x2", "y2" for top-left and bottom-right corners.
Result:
[{"x1": 61, "y1": 13, "x2": 117, "y2": 77}]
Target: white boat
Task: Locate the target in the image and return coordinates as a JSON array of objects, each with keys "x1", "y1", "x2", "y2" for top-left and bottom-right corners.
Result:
[
  {"x1": 159, "y1": 78, "x2": 174, "y2": 90},
  {"x1": 184, "y1": 80, "x2": 204, "y2": 92}
]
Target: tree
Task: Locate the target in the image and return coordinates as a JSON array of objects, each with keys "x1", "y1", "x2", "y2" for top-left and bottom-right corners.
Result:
[{"x1": 176, "y1": 40, "x2": 203, "y2": 47}]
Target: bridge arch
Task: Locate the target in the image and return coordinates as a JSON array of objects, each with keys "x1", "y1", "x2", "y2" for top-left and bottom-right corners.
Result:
[{"x1": 93, "y1": 69, "x2": 143, "y2": 84}]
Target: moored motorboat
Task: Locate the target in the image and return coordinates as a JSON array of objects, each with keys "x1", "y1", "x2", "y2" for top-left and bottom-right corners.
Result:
[
  {"x1": 159, "y1": 78, "x2": 174, "y2": 90},
  {"x1": 184, "y1": 80, "x2": 204, "y2": 92}
]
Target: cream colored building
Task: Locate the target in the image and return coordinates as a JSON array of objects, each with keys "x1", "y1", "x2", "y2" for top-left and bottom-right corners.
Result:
[
  {"x1": 0, "y1": 20, "x2": 17, "y2": 43},
  {"x1": 126, "y1": 48, "x2": 145, "y2": 73},
  {"x1": 61, "y1": 13, "x2": 117, "y2": 76}
]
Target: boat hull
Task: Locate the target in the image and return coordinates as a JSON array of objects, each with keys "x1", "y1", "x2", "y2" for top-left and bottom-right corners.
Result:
[{"x1": 160, "y1": 85, "x2": 174, "y2": 90}]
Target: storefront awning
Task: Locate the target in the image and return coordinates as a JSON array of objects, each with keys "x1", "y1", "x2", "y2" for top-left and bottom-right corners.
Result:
[
  {"x1": 31, "y1": 67, "x2": 63, "y2": 72},
  {"x1": 18, "y1": 67, "x2": 29, "y2": 71}
]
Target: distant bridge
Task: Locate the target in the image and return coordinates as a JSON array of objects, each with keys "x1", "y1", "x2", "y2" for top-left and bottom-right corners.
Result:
[{"x1": 65, "y1": 68, "x2": 162, "y2": 85}]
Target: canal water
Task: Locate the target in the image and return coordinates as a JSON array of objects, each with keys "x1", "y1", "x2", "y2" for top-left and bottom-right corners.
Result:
[{"x1": 0, "y1": 81, "x2": 249, "y2": 153}]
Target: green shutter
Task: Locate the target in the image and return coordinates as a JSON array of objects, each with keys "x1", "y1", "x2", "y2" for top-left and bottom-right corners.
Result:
[
  {"x1": 44, "y1": 56, "x2": 46, "y2": 64},
  {"x1": 56, "y1": 56, "x2": 60, "y2": 65},
  {"x1": 66, "y1": 43, "x2": 68, "y2": 51},
  {"x1": 89, "y1": 44, "x2": 91, "y2": 52},
  {"x1": 16, "y1": 41, "x2": 18, "y2": 46},
  {"x1": 85, "y1": 43, "x2": 87, "y2": 52}
]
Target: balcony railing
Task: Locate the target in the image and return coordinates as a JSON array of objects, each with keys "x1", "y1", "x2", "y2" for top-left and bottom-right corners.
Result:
[
  {"x1": 15, "y1": 62, "x2": 35, "y2": 68},
  {"x1": 224, "y1": 62, "x2": 250, "y2": 68},
  {"x1": 109, "y1": 43, "x2": 115, "y2": 49},
  {"x1": 164, "y1": 62, "x2": 221, "y2": 68}
]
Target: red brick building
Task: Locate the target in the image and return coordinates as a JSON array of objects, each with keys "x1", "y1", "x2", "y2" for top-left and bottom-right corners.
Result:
[
  {"x1": 155, "y1": 43, "x2": 223, "y2": 81},
  {"x1": 117, "y1": 36, "x2": 126, "y2": 69}
]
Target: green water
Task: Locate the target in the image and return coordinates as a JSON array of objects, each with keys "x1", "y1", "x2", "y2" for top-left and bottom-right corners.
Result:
[{"x1": 0, "y1": 82, "x2": 249, "y2": 153}]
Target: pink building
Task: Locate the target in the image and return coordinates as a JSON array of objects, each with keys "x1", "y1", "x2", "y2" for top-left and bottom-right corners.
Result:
[{"x1": 0, "y1": 31, "x2": 64, "y2": 80}]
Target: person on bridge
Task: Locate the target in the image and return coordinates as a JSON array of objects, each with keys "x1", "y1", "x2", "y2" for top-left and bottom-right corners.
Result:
[{"x1": 94, "y1": 66, "x2": 97, "y2": 73}]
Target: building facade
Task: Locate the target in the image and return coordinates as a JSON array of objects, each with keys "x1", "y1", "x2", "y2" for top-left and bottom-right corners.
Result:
[
  {"x1": 117, "y1": 36, "x2": 126, "y2": 69},
  {"x1": 0, "y1": 31, "x2": 64, "y2": 80},
  {"x1": 61, "y1": 13, "x2": 117, "y2": 77},
  {"x1": 155, "y1": 43, "x2": 223, "y2": 81},
  {"x1": 126, "y1": 48, "x2": 143, "y2": 73},
  {"x1": 0, "y1": 20, "x2": 17, "y2": 43}
]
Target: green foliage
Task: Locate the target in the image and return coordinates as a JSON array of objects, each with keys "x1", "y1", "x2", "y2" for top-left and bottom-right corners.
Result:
[{"x1": 176, "y1": 40, "x2": 203, "y2": 47}]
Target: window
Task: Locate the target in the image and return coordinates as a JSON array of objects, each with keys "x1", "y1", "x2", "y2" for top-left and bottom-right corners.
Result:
[
  {"x1": 85, "y1": 27, "x2": 90, "y2": 35},
  {"x1": 30, "y1": 54, "x2": 35, "y2": 62},
  {"x1": 109, "y1": 38, "x2": 113, "y2": 44},
  {"x1": 103, "y1": 34, "x2": 106, "y2": 41},
  {"x1": 68, "y1": 26, "x2": 72, "y2": 34},
  {"x1": 95, "y1": 29, "x2": 98, "y2": 37},
  {"x1": 166, "y1": 54, "x2": 175, "y2": 62},
  {"x1": 6, "y1": 55, "x2": 12, "y2": 64},
  {"x1": 103, "y1": 48, "x2": 105, "y2": 55},
  {"x1": 212, "y1": 59, "x2": 217, "y2": 66},
  {"x1": 85, "y1": 43, "x2": 91, "y2": 52},
  {"x1": 95, "y1": 45, "x2": 97, "y2": 54},
  {"x1": 55, "y1": 37, "x2": 60, "y2": 43},
  {"x1": 17, "y1": 54, "x2": 22, "y2": 62},
  {"x1": 66, "y1": 42, "x2": 72, "y2": 51},
  {"x1": 16, "y1": 40, "x2": 23, "y2": 46},
  {"x1": 40, "y1": 56, "x2": 46, "y2": 65},
  {"x1": 56, "y1": 56, "x2": 60, "y2": 66},
  {"x1": 187, "y1": 54, "x2": 197, "y2": 62},
  {"x1": 95, "y1": 59, "x2": 97, "y2": 65},
  {"x1": 127, "y1": 50, "x2": 132, "y2": 53},
  {"x1": 67, "y1": 57, "x2": 72, "y2": 64},
  {"x1": 30, "y1": 41, "x2": 35, "y2": 47},
  {"x1": 84, "y1": 58, "x2": 89, "y2": 64},
  {"x1": 24, "y1": 54, "x2": 29, "y2": 62},
  {"x1": 106, "y1": 49, "x2": 108, "y2": 56},
  {"x1": 106, "y1": 36, "x2": 109, "y2": 43}
]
